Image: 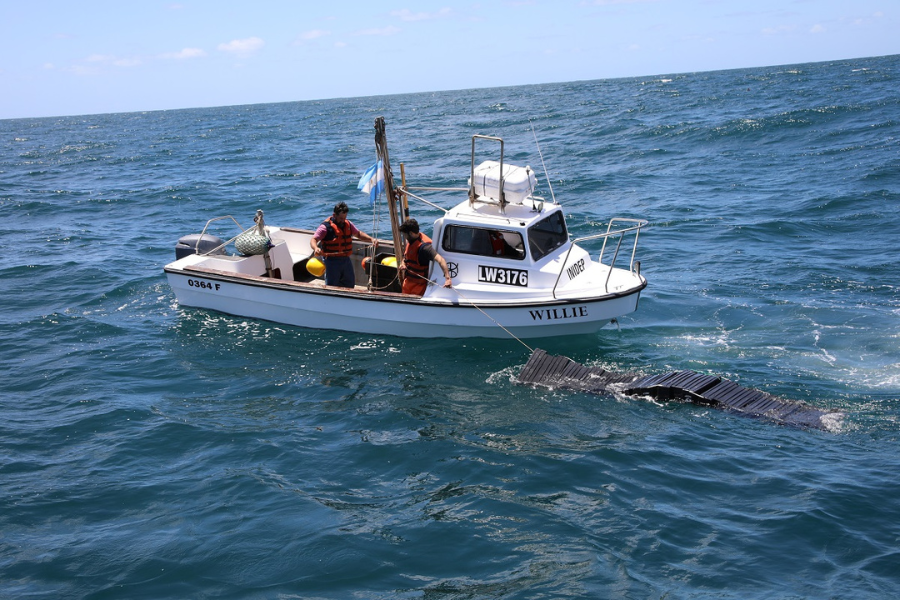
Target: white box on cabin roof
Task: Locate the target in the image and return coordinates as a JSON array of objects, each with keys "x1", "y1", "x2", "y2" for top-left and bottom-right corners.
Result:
[{"x1": 470, "y1": 160, "x2": 537, "y2": 204}]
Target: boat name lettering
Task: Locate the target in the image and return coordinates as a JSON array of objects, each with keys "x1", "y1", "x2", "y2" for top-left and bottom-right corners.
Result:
[
  {"x1": 478, "y1": 266, "x2": 528, "y2": 287},
  {"x1": 528, "y1": 306, "x2": 588, "y2": 321},
  {"x1": 566, "y1": 258, "x2": 586, "y2": 281},
  {"x1": 188, "y1": 278, "x2": 221, "y2": 291}
]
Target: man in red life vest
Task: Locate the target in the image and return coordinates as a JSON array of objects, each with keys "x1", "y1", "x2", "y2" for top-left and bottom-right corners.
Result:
[
  {"x1": 398, "y1": 218, "x2": 452, "y2": 296},
  {"x1": 309, "y1": 202, "x2": 374, "y2": 288}
]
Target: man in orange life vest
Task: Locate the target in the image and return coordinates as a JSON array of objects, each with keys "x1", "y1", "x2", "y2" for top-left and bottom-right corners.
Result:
[
  {"x1": 488, "y1": 230, "x2": 518, "y2": 256},
  {"x1": 398, "y1": 218, "x2": 452, "y2": 296},
  {"x1": 309, "y1": 201, "x2": 374, "y2": 288}
]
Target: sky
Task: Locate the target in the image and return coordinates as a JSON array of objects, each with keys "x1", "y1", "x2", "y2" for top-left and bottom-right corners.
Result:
[{"x1": 1, "y1": 0, "x2": 896, "y2": 120}]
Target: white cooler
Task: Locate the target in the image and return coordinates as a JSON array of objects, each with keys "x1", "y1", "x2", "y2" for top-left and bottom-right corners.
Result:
[{"x1": 470, "y1": 160, "x2": 537, "y2": 204}]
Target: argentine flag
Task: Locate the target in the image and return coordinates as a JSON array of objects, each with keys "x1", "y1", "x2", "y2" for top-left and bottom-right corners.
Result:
[{"x1": 357, "y1": 160, "x2": 384, "y2": 205}]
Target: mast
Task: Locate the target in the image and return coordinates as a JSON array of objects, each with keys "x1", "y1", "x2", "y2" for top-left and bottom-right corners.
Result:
[{"x1": 373, "y1": 117, "x2": 405, "y2": 283}]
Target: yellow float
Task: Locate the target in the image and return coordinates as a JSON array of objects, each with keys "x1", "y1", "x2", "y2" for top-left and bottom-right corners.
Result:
[{"x1": 306, "y1": 257, "x2": 325, "y2": 277}]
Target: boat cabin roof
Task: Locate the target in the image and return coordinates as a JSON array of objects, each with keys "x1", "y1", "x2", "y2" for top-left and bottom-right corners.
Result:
[{"x1": 443, "y1": 197, "x2": 559, "y2": 231}]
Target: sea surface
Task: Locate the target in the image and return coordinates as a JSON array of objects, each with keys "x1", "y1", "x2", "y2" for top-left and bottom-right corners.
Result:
[{"x1": 2, "y1": 55, "x2": 899, "y2": 599}]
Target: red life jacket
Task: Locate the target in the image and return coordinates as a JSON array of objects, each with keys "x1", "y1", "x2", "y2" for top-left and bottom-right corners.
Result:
[
  {"x1": 489, "y1": 231, "x2": 506, "y2": 255},
  {"x1": 320, "y1": 217, "x2": 353, "y2": 257}
]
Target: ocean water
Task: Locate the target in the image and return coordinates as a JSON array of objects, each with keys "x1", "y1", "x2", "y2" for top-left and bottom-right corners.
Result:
[{"x1": 2, "y1": 54, "x2": 899, "y2": 598}]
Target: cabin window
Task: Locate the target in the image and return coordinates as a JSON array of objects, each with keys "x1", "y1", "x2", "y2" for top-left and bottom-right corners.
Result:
[
  {"x1": 528, "y1": 211, "x2": 568, "y2": 261},
  {"x1": 441, "y1": 226, "x2": 525, "y2": 260}
]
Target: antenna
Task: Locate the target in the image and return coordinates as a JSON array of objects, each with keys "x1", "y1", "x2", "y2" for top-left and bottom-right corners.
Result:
[{"x1": 530, "y1": 121, "x2": 557, "y2": 205}]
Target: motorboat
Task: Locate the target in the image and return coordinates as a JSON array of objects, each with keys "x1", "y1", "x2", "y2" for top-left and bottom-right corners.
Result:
[{"x1": 164, "y1": 118, "x2": 648, "y2": 339}]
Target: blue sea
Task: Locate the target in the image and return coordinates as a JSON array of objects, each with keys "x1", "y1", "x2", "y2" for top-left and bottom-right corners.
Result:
[{"x1": 2, "y1": 55, "x2": 899, "y2": 598}]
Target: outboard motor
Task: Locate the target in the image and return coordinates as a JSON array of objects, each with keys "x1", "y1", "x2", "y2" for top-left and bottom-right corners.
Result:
[{"x1": 175, "y1": 233, "x2": 226, "y2": 260}]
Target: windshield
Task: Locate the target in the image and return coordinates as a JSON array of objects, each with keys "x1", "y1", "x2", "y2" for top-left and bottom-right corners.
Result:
[{"x1": 528, "y1": 211, "x2": 568, "y2": 261}]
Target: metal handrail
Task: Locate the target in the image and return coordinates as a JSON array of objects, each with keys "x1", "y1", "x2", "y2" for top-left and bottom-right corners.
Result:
[
  {"x1": 595, "y1": 217, "x2": 647, "y2": 268},
  {"x1": 552, "y1": 218, "x2": 648, "y2": 298},
  {"x1": 406, "y1": 186, "x2": 468, "y2": 192},
  {"x1": 399, "y1": 187, "x2": 451, "y2": 214},
  {"x1": 197, "y1": 215, "x2": 245, "y2": 256},
  {"x1": 469, "y1": 135, "x2": 506, "y2": 212}
]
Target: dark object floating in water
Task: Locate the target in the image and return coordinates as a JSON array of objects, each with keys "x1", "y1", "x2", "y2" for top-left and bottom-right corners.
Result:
[{"x1": 517, "y1": 349, "x2": 841, "y2": 430}]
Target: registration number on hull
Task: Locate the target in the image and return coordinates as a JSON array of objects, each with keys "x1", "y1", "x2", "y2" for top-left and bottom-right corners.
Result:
[
  {"x1": 477, "y1": 266, "x2": 528, "y2": 287},
  {"x1": 187, "y1": 278, "x2": 220, "y2": 291}
]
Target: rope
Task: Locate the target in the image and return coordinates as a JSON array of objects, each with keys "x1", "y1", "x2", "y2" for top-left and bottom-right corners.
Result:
[
  {"x1": 410, "y1": 271, "x2": 535, "y2": 353},
  {"x1": 366, "y1": 259, "x2": 402, "y2": 292},
  {"x1": 367, "y1": 179, "x2": 391, "y2": 292}
]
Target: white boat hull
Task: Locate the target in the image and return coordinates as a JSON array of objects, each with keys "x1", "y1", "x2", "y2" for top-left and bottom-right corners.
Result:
[{"x1": 165, "y1": 266, "x2": 645, "y2": 339}]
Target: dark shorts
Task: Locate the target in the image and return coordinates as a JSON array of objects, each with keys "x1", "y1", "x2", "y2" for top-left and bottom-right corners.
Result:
[{"x1": 324, "y1": 256, "x2": 355, "y2": 288}]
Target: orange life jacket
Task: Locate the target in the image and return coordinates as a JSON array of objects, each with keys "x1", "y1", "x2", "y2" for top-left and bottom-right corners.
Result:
[
  {"x1": 320, "y1": 217, "x2": 353, "y2": 257},
  {"x1": 404, "y1": 233, "x2": 432, "y2": 279}
]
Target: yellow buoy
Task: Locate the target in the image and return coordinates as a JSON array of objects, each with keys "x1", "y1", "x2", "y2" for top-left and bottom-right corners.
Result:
[
  {"x1": 381, "y1": 256, "x2": 397, "y2": 268},
  {"x1": 306, "y1": 257, "x2": 325, "y2": 277}
]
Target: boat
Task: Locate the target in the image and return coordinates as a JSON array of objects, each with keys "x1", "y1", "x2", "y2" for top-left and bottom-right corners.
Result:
[{"x1": 164, "y1": 118, "x2": 648, "y2": 339}]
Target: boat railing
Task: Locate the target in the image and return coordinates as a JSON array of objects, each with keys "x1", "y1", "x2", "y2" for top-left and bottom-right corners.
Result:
[
  {"x1": 469, "y1": 135, "x2": 506, "y2": 212},
  {"x1": 197, "y1": 215, "x2": 246, "y2": 255},
  {"x1": 401, "y1": 185, "x2": 458, "y2": 213},
  {"x1": 552, "y1": 217, "x2": 648, "y2": 298}
]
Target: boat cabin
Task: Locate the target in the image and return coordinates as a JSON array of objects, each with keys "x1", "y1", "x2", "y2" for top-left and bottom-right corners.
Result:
[{"x1": 428, "y1": 199, "x2": 580, "y2": 298}]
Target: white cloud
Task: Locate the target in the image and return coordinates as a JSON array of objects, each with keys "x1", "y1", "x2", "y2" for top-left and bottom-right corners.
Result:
[
  {"x1": 160, "y1": 48, "x2": 207, "y2": 60},
  {"x1": 301, "y1": 29, "x2": 331, "y2": 41},
  {"x1": 761, "y1": 25, "x2": 795, "y2": 36},
  {"x1": 112, "y1": 57, "x2": 142, "y2": 67},
  {"x1": 68, "y1": 64, "x2": 101, "y2": 76},
  {"x1": 583, "y1": 0, "x2": 657, "y2": 5},
  {"x1": 849, "y1": 11, "x2": 884, "y2": 26},
  {"x1": 295, "y1": 30, "x2": 331, "y2": 45},
  {"x1": 390, "y1": 8, "x2": 451, "y2": 22},
  {"x1": 217, "y1": 37, "x2": 264, "y2": 56},
  {"x1": 810, "y1": 24, "x2": 825, "y2": 34},
  {"x1": 355, "y1": 26, "x2": 401, "y2": 36},
  {"x1": 85, "y1": 54, "x2": 141, "y2": 67}
]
